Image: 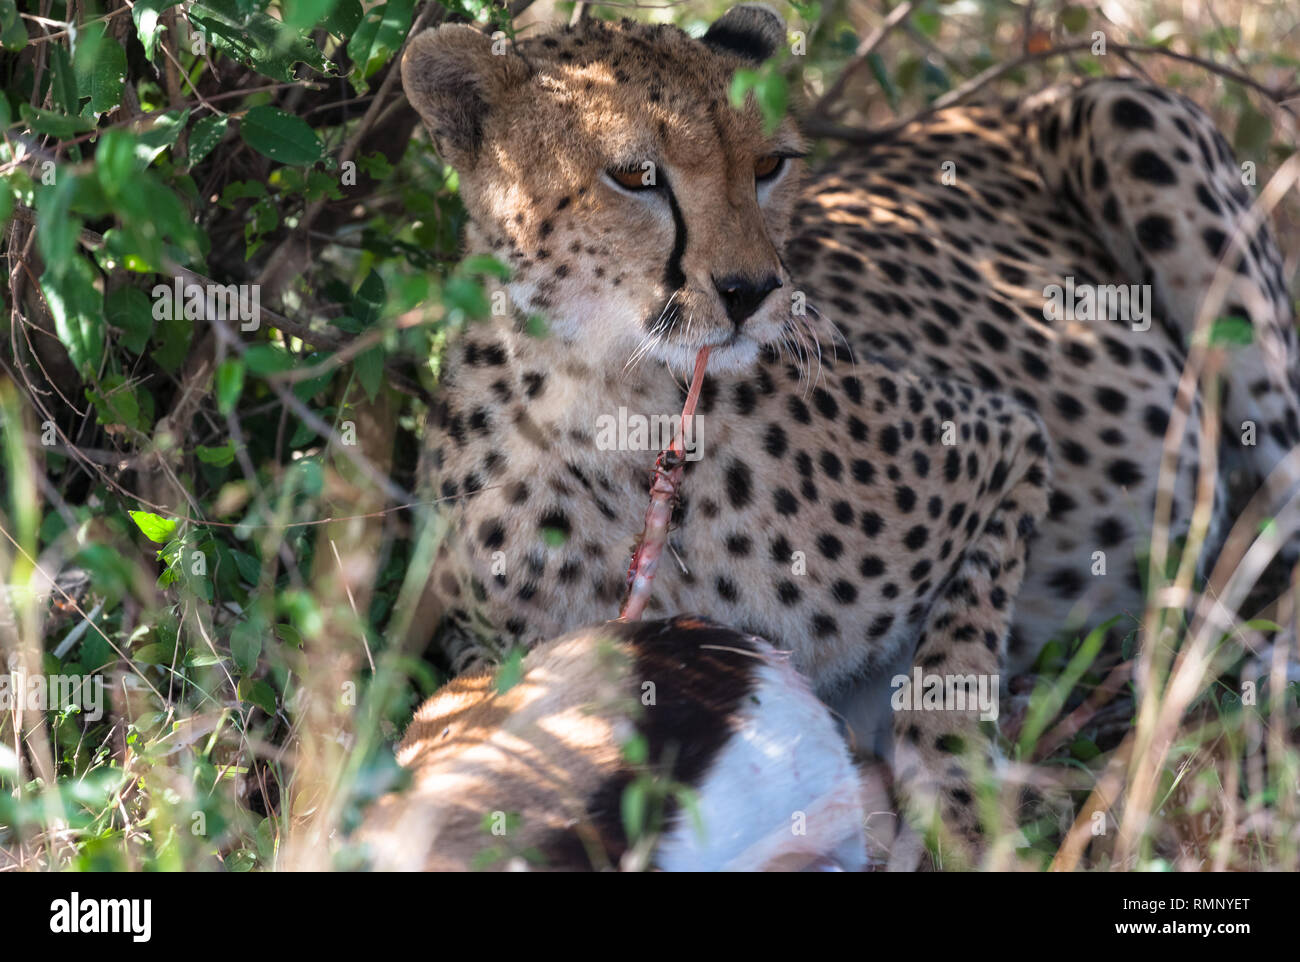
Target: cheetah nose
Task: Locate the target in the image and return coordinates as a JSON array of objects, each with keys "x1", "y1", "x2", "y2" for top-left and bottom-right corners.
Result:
[{"x1": 713, "y1": 273, "x2": 782, "y2": 326}]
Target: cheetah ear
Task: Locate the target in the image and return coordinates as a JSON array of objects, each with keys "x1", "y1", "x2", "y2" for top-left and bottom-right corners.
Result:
[
  {"x1": 703, "y1": 3, "x2": 786, "y2": 63},
  {"x1": 402, "y1": 25, "x2": 531, "y2": 169}
]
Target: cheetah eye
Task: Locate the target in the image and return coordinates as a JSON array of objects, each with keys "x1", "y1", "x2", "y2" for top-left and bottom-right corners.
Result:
[
  {"x1": 607, "y1": 166, "x2": 658, "y2": 191},
  {"x1": 754, "y1": 155, "x2": 785, "y2": 181}
]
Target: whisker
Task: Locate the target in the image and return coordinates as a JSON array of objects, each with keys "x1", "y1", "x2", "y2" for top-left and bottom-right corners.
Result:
[{"x1": 624, "y1": 290, "x2": 681, "y2": 378}]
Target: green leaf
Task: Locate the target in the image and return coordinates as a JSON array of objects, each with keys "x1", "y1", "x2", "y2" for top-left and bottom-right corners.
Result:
[
  {"x1": 41, "y1": 258, "x2": 105, "y2": 375},
  {"x1": 1069, "y1": 735, "x2": 1101, "y2": 761},
  {"x1": 105, "y1": 287, "x2": 154, "y2": 354},
  {"x1": 230, "y1": 619, "x2": 263, "y2": 674},
  {"x1": 48, "y1": 44, "x2": 81, "y2": 114},
  {"x1": 895, "y1": 55, "x2": 922, "y2": 94},
  {"x1": 226, "y1": 850, "x2": 258, "y2": 872},
  {"x1": 236, "y1": 677, "x2": 277, "y2": 715},
  {"x1": 231, "y1": 549, "x2": 262, "y2": 584},
  {"x1": 190, "y1": 0, "x2": 334, "y2": 83},
  {"x1": 185, "y1": 649, "x2": 226, "y2": 667},
  {"x1": 94, "y1": 128, "x2": 137, "y2": 197},
  {"x1": 282, "y1": 0, "x2": 336, "y2": 30},
  {"x1": 239, "y1": 105, "x2": 324, "y2": 166},
  {"x1": 622, "y1": 733, "x2": 648, "y2": 765},
  {"x1": 196, "y1": 442, "x2": 237, "y2": 467},
  {"x1": 0, "y1": 0, "x2": 26, "y2": 51},
  {"x1": 243, "y1": 344, "x2": 293, "y2": 375},
  {"x1": 273, "y1": 623, "x2": 302, "y2": 647},
  {"x1": 621, "y1": 779, "x2": 647, "y2": 841},
  {"x1": 356, "y1": 150, "x2": 393, "y2": 180},
  {"x1": 322, "y1": 0, "x2": 362, "y2": 34},
  {"x1": 188, "y1": 115, "x2": 229, "y2": 167},
  {"x1": 303, "y1": 168, "x2": 344, "y2": 202},
  {"x1": 912, "y1": 10, "x2": 940, "y2": 37},
  {"x1": 135, "y1": 109, "x2": 191, "y2": 167},
  {"x1": 80, "y1": 35, "x2": 127, "y2": 114},
  {"x1": 522, "y1": 313, "x2": 549, "y2": 339},
  {"x1": 355, "y1": 346, "x2": 384, "y2": 402},
  {"x1": 131, "y1": 0, "x2": 184, "y2": 61},
  {"x1": 788, "y1": 0, "x2": 819, "y2": 21},
  {"x1": 1061, "y1": 4, "x2": 1089, "y2": 33},
  {"x1": 754, "y1": 71, "x2": 787, "y2": 132},
  {"x1": 152, "y1": 312, "x2": 192, "y2": 373},
  {"x1": 35, "y1": 175, "x2": 83, "y2": 277},
  {"x1": 220, "y1": 179, "x2": 268, "y2": 205},
  {"x1": 442, "y1": 276, "x2": 490, "y2": 320},
  {"x1": 1209, "y1": 315, "x2": 1253, "y2": 347},
  {"x1": 1234, "y1": 102, "x2": 1270, "y2": 158},
  {"x1": 1239, "y1": 618, "x2": 1283, "y2": 633},
  {"x1": 215, "y1": 358, "x2": 245, "y2": 414},
  {"x1": 921, "y1": 60, "x2": 950, "y2": 94},
  {"x1": 352, "y1": 269, "x2": 385, "y2": 325},
  {"x1": 456, "y1": 254, "x2": 511, "y2": 281},
  {"x1": 19, "y1": 103, "x2": 95, "y2": 138},
  {"x1": 129, "y1": 510, "x2": 179, "y2": 543},
  {"x1": 867, "y1": 52, "x2": 900, "y2": 111},
  {"x1": 133, "y1": 643, "x2": 175, "y2": 665},
  {"x1": 495, "y1": 648, "x2": 525, "y2": 695},
  {"x1": 539, "y1": 525, "x2": 568, "y2": 547},
  {"x1": 87, "y1": 373, "x2": 141, "y2": 430},
  {"x1": 289, "y1": 418, "x2": 322, "y2": 447},
  {"x1": 728, "y1": 68, "x2": 758, "y2": 110},
  {"x1": 280, "y1": 588, "x2": 324, "y2": 637},
  {"x1": 347, "y1": 0, "x2": 413, "y2": 89}
]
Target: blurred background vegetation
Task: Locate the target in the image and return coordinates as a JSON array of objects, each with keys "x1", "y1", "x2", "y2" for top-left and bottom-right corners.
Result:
[{"x1": 0, "y1": 0, "x2": 1296, "y2": 870}]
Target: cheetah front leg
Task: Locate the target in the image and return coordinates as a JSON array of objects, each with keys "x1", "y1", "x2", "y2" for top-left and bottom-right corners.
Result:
[{"x1": 889, "y1": 405, "x2": 1050, "y2": 870}]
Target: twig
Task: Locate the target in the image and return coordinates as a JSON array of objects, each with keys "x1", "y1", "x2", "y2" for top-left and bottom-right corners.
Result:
[
  {"x1": 805, "y1": 39, "x2": 1298, "y2": 144},
  {"x1": 202, "y1": 311, "x2": 413, "y2": 505},
  {"x1": 620, "y1": 347, "x2": 710, "y2": 621},
  {"x1": 17, "y1": 6, "x2": 129, "y2": 43},
  {"x1": 810, "y1": 1, "x2": 915, "y2": 120}
]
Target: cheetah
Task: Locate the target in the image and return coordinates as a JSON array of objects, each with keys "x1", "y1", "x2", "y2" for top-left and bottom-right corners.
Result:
[{"x1": 399, "y1": 5, "x2": 1300, "y2": 865}]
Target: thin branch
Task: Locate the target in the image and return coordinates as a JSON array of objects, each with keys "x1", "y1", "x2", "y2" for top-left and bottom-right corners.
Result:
[
  {"x1": 811, "y1": 1, "x2": 915, "y2": 120},
  {"x1": 805, "y1": 39, "x2": 1298, "y2": 144}
]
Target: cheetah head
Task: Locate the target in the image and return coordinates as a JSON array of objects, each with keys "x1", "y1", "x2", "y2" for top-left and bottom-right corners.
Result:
[{"x1": 402, "y1": 5, "x2": 809, "y2": 375}]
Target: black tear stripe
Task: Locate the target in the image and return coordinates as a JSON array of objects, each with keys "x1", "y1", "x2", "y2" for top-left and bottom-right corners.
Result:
[
  {"x1": 535, "y1": 615, "x2": 764, "y2": 870},
  {"x1": 642, "y1": 180, "x2": 689, "y2": 336},
  {"x1": 663, "y1": 183, "x2": 688, "y2": 291}
]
